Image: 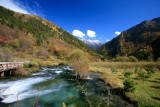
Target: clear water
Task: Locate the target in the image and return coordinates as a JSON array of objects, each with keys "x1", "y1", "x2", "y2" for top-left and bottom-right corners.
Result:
[{"x1": 0, "y1": 66, "x2": 133, "y2": 107}]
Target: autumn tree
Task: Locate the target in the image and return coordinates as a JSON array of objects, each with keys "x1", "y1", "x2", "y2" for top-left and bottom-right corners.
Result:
[{"x1": 67, "y1": 50, "x2": 89, "y2": 78}]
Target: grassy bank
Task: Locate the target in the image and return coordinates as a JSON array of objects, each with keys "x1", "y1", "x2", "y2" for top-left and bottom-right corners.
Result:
[{"x1": 89, "y1": 61, "x2": 160, "y2": 106}]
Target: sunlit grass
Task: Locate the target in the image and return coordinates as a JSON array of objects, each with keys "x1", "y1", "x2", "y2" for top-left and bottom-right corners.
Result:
[{"x1": 89, "y1": 61, "x2": 160, "y2": 106}]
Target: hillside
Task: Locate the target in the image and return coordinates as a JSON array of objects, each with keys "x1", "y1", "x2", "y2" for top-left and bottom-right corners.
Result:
[
  {"x1": 0, "y1": 6, "x2": 98, "y2": 62},
  {"x1": 81, "y1": 39, "x2": 103, "y2": 50},
  {"x1": 97, "y1": 17, "x2": 160, "y2": 60}
]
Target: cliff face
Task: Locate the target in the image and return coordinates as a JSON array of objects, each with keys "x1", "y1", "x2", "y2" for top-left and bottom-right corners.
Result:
[{"x1": 97, "y1": 17, "x2": 160, "y2": 60}]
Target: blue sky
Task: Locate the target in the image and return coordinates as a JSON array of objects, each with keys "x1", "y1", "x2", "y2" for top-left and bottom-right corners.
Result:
[{"x1": 0, "y1": 0, "x2": 160, "y2": 43}]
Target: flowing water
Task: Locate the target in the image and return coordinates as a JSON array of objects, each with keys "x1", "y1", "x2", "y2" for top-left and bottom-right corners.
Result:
[{"x1": 0, "y1": 66, "x2": 133, "y2": 107}]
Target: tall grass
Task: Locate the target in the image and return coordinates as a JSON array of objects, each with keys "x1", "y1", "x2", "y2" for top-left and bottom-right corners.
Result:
[
  {"x1": 91, "y1": 61, "x2": 160, "y2": 69},
  {"x1": 13, "y1": 66, "x2": 29, "y2": 77}
]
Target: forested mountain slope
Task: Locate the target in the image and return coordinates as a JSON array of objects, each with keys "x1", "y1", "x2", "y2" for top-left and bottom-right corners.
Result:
[
  {"x1": 0, "y1": 6, "x2": 98, "y2": 61},
  {"x1": 97, "y1": 17, "x2": 160, "y2": 60}
]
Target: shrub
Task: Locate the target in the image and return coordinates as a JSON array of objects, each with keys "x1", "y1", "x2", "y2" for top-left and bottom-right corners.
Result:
[
  {"x1": 14, "y1": 39, "x2": 20, "y2": 48},
  {"x1": 0, "y1": 48, "x2": 13, "y2": 62},
  {"x1": 111, "y1": 67, "x2": 118, "y2": 73},
  {"x1": 137, "y1": 69, "x2": 150, "y2": 83},
  {"x1": 123, "y1": 79, "x2": 135, "y2": 92},
  {"x1": 59, "y1": 62, "x2": 66, "y2": 65},
  {"x1": 157, "y1": 57, "x2": 160, "y2": 62},
  {"x1": 13, "y1": 66, "x2": 29, "y2": 77},
  {"x1": 29, "y1": 61, "x2": 39, "y2": 68},
  {"x1": 134, "y1": 68, "x2": 138, "y2": 73},
  {"x1": 128, "y1": 56, "x2": 138, "y2": 62},
  {"x1": 23, "y1": 62, "x2": 29, "y2": 68},
  {"x1": 30, "y1": 58, "x2": 41, "y2": 66},
  {"x1": 67, "y1": 50, "x2": 89, "y2": 78},
  {"x1": 145, "y1": 68, "x2": 155, "y2": 75},
  {"x1": 115, "y1": 56, "x2": 129, "y2": 62},
  {"x1": 45, "y1": 61, "x2": 53, "y2": 66},
  {"x1": 124, "y1": 71, "x2": 133, "y2": 78}
]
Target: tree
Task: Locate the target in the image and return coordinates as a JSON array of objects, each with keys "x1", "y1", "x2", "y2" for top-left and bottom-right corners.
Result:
[
  {"x1": 123, "y1": 79, "x2": 135, "y2": 92},
  {"x1": 137, "y1": 69, "x2": 150, "y2": 83},
  {"x1": 14, "y1": 39, "x2": 20, "y2": 48},
  {"x1": 67, "y1": 50, "x2": 89, "y2": 78}
]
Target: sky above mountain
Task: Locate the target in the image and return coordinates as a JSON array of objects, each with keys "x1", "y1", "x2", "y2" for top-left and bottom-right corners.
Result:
[{"x1": 0, "y1": 0, "x2": 160, "y2": 43}]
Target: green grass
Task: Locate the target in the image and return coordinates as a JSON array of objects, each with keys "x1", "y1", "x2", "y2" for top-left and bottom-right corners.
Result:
[{"x1": 89, "y1": 61, "x2": 160, "y2": 106}]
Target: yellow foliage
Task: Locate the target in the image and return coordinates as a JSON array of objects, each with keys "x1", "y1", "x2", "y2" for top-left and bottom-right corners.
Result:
[
  {"x1": 52, "y1": 26, "x2": 58, "y2": 32},
  {"x1": 45, "y1": 61, "x2": 53, "y2": 66}
]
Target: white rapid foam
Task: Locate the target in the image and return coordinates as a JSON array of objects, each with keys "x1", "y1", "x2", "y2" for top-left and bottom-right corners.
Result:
[
  {"x1": 0, "y1": 77, "x2": 52, "y2": 103},
  {"x1": 32, "y1": 72, "x2": 46, "y2": 76},
  {"x1": 63, "y1": 66, "x2": 73, "y2": 71},
  {"x1": 55, "y1": 71, "x2": 63, "y2": 74}
]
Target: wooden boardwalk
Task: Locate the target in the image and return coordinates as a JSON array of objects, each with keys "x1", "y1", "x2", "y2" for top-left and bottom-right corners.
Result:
[
  {"x1": 0, "y1": 62, "x2": 24, "y2": 72},
  {"x1": 0, "y1": 62, "x2": 24, "y2": 79}
]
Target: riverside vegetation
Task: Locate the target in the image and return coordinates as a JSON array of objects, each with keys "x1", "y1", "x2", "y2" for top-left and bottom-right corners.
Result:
[{"x1": 89, "y1": 60, "x2": 160, "y2": 106}]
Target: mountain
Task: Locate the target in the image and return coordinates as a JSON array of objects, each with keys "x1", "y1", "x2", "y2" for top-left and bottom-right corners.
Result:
[
  {"x1": 0, "y1": 6, "x2": 99, "y2": 62},
  {"x1": 97, "y1": 17, "x2": 160, "y2": 60},
  {"x1": 81, "y1": 39, "x2": 103, "y2": 50}
]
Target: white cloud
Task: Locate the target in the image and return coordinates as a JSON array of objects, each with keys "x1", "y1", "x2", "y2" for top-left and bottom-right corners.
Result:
[
  {"x1": 0, "y1": 0, "x2": 29, "y2": 14},
  {"x1": 0, "y1": 0, "x2": 44, "y2": 17},
  {"x1": 106, "y1": 39, "x2": 110, "y2": 42},
  {"x1": 115, "y1": 31, "x2": 121, "y2": 35},
  {"x1": 87, "y1": 30, "x2": 96, "y2": 38},
  {"x1": 72, "y1": 30, "x2": 85, "y2": 38}
]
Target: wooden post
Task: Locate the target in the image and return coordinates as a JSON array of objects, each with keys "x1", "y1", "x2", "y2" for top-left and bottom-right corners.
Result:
[
  {"x1": 10, "y1": 70, "x2": 12, "y2": 75},
  {"x1": 1, "y1": 72, "x2": 4, "y2": 79}
]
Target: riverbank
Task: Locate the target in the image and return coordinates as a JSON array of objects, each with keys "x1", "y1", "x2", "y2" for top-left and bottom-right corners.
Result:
[
  {"x1": 89, "y1": 61, "x2": 160, "y2": 106},
  {"x1": 12, "y1": 58, "x2": 66, "y2": 77}
]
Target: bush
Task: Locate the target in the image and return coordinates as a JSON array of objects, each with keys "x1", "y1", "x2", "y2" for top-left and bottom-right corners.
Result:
[
  {"x1": 123, "y1": 79, "x2": 135, "y2": 92},
  {"x1": 128, "y1": 56, "x2": 138, "y2": 62},
  {"x1": 115, "y1": 56, "x2": 129, "y2": 62},
  {"x1": 137, "y1": 69, "x2": 150, "y2": 83},
  {"x1": 30, "y1": 58, "x2": 41, "y2": 65},
  {"x1": 111, "y1": 67, "x2": 118, "y2": 73},
  {"x1": 145, "y1": 68, "x2": 155, "y2": 75},
  {"x1": 29, "y1": 61, "x2": 39, "y2": 68},
  {"x1": 124, "y1": 71, "x2": 133, "y2": 78},
  {"x1": 45, "y1": 61, "x2": 53, "y2": 66},
  {"x1": 23, "y1": 62, "x2": 29, "y2": 68},
  {"x1": 0, "y1": 48, "x2": 13, "y2": 62},
  {"x1": 13, "y1": 66, "x2": 29, "y2": 77},
  {"x1": 157, "y1": 57, "x2": 160, "y2": 62},
  {"x1": 134, "y1": 68, "x2": 138, "y2": 73},
  {"x1": 67, "y1": 50, "x2": 89, "y2": 78},
  {"x1": 59, "y1": 62, "x2": 66, "y2": 65}
]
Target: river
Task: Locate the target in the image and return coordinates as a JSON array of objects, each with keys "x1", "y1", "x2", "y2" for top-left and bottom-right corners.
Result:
[{"x1": 0, "y1": 65, "x2": 133, "y2": 107}]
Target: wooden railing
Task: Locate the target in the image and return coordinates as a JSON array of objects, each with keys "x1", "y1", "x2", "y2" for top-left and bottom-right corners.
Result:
[{"x1": 0, "y1": 62, "x2": 24, "y2": 72}]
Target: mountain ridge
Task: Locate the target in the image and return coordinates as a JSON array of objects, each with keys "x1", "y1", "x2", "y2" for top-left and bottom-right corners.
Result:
[
  {"x1": 97, "y1": 17, "x2": 160, "y2": 60},
  {"x1": 81, "y1": 39, "x2": 103, "y2": 50}
]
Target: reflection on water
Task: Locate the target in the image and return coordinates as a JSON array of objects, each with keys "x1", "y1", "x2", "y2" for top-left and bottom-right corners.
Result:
[{"x1": 0, "y1": 66, "x2": 133, "y2": 107}]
